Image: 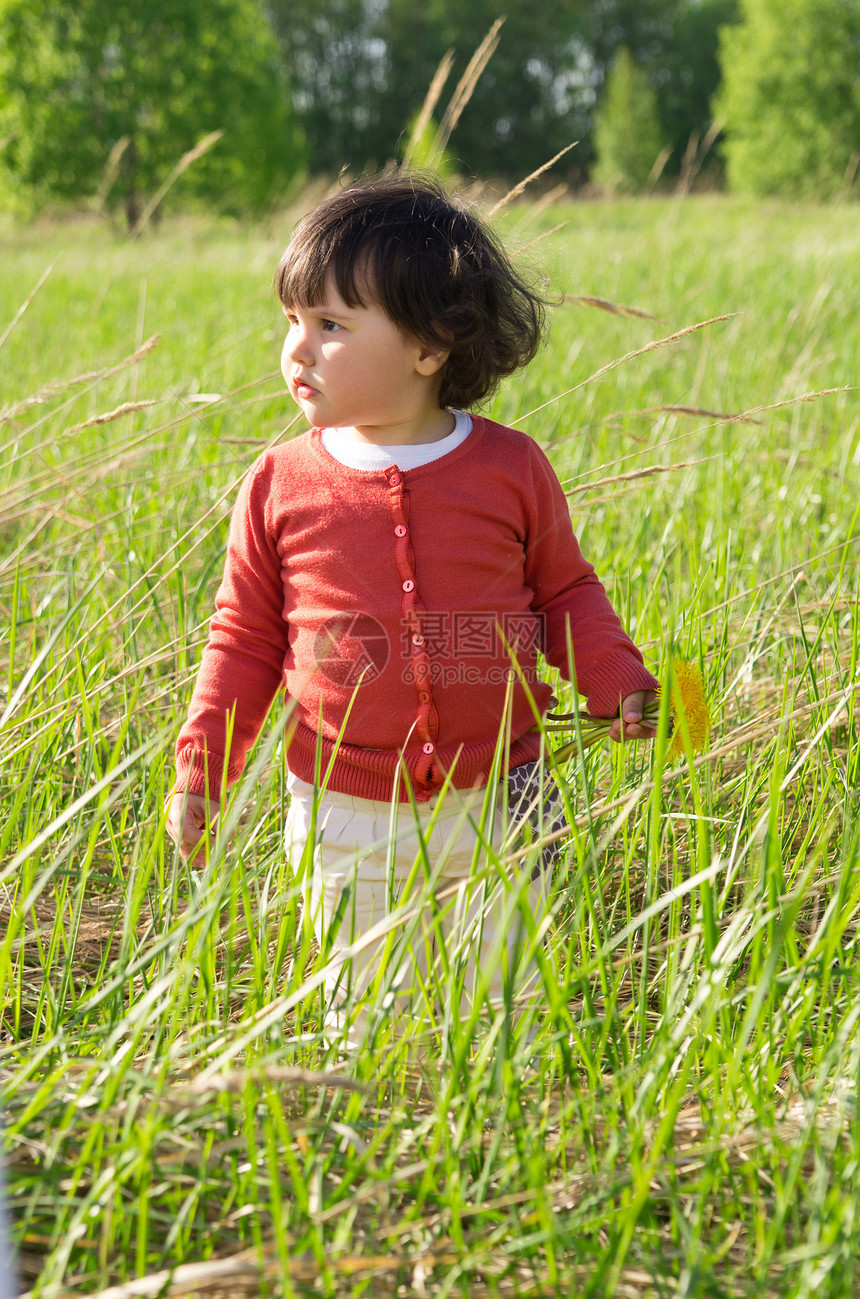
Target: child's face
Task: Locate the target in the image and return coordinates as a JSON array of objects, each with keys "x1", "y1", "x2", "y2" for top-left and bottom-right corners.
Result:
[{"x1": 280, "y1": 277, "x2": 448, "y2": 441}]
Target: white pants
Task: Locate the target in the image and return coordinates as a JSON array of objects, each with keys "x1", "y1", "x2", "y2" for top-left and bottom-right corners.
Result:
[{"x1": 284, "y1": 776, "x2": 547, "y2": 1039}]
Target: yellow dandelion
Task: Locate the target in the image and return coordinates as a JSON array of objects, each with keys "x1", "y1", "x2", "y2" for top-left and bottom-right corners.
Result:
[
  {"x1": 545, "y1": 658, "x2": 710, "y2": 762},
  {"x1": 660, "y1": 658, "x2": 711, "y2": 760}
]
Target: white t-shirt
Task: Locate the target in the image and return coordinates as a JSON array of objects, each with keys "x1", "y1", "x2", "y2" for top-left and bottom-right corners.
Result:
[{"x1": 321, "y1": 410, "x2": 472, "y2": 472}]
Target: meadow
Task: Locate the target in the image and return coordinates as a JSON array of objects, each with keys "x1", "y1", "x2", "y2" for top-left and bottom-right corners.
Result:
[{"x1": 2, "y1": 191, "x2": 860, "y2": 1297}]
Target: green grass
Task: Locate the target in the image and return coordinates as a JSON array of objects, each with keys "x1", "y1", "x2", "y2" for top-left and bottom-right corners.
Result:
[{"x1": 2, "y1": 193, "x2": 860, "y2": 1297}]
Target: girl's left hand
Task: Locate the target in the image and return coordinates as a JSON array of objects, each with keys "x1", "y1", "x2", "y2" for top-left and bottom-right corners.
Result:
[{"x1": 608, "y1": 690, "x2": 657, "y2": 743}]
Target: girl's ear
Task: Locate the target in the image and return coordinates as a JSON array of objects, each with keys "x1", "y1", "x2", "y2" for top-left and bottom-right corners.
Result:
[{"x1": 415, "y1": 342, "x2": 450, "y2": 377}]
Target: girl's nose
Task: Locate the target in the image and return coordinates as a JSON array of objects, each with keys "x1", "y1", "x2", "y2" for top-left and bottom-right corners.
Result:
[{"x1": 284, "y1": 322, "x2": 314, "y2": 366}]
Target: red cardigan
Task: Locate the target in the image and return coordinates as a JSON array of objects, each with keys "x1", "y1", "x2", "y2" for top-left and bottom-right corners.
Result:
[{"x1": 175, "y1": 417, "x2": 658, "y2": 802}]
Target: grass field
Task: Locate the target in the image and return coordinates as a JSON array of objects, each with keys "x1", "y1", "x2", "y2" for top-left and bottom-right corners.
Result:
[{"x1": 2, "y1": 192, "x2": 860, "y2": 1297}]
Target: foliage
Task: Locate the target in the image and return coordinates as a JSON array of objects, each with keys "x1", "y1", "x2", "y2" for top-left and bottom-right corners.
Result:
[
  {"x1": 580, "y1": 0, "x2": 738, "y2": 180},
  {"x1": 592, "y1": 47, "x2": 665, "y2": 192},
  {"x1": 269, "y1": 0, "x2": 734, "y2": 184},
  {"x1": 2, "y1": 196, "x2": 860, "y2": 1291},
  {"x1": 269, "y1": 0, "x2": 594, "y2": 181},
  {"x1": 653, "y1": 0, "x2": 738, "y2": 173},
  {"x1": 0, "y1": 0, "x2": 306, "y2": 225},
  {"x1": 376, "y1": 0, "x2": 592, "y2": 180},
  {"x1": 6, "y1": 0, "x2": 855, "y2": 206},
  {"x1": 265, "y1": 0, "x2": 380, "y2": 179},
  {"x1": 715, "y1": 0, "x2": 860, "y2": 198},
  {"x1": 583, "y1": 0, "x2": 681, "y2": 78}
]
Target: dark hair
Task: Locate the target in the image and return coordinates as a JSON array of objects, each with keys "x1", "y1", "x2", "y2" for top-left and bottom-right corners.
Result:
[{"x1": 274, "y1": 173, "x2": 546, "y2": 409}]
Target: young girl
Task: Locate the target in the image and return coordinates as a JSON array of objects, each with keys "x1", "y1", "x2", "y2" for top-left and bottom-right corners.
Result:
[{"x1": 166, "y1": 174, "x2": 657, "y2": 1031}]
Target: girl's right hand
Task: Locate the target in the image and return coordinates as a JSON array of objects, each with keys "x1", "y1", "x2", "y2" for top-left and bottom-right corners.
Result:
[{"x1": 165, "y1": 791, "x2": 220, "y2": 861}]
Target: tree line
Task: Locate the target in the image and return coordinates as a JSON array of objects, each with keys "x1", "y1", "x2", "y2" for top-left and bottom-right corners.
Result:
[{"x1": 0, "y1": 0, "x2": 857, "y2": 226}]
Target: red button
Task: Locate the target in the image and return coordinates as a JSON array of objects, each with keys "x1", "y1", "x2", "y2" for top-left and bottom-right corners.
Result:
[
  {"x1": 422, "y1": 742, "x2": 435, "y2": 755},
  {"x1": 412, "y1": 633, "x2": 424, "y2": 646},
  {"x1": 389, "y1": 472, "x2": 401, "y2": 486},
  {"x1": 402, "y1": 579, "x2": 414, "y2": 592},
  {"x1": 418, "y1": 690, "x2": 430, "y2": 703},
  {"x1": 394, "y1": 524, "x2": 407, "y2": 537}
]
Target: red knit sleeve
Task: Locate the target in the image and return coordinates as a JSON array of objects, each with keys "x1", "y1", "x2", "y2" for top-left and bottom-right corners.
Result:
[
  {"x1": 522, "y1": 443, "x2": 658, "y2": 717},
  {"x1": 174, "y1": 455, "x2": 289, "y2": 798}
]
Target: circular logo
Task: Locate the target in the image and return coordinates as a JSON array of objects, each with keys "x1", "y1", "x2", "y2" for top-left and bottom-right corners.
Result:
[{"x1": 313, "y1": 613, "x2": 390, "y2": 687}]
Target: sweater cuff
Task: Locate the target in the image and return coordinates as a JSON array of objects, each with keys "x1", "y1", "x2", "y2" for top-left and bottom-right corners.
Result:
[
  {"x1": 174, "y1": 746, "x2": 226, "y2": 801},
  {"x1": 584, "y1": 652, "x2": 659, "y2": 719}
]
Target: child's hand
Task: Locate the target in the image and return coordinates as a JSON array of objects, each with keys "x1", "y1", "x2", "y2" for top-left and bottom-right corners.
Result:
[
  {"x1": 165, "y1": 791, "x2": 220, "y2": 861},
  {"x1": 608, "y1": 690, "x2": 657, "y2": 744}
]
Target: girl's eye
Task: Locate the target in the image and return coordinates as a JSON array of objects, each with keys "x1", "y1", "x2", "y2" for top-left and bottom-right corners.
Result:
[{"x1": 321, "y1": 319, "x2": 341, "y2": 332}]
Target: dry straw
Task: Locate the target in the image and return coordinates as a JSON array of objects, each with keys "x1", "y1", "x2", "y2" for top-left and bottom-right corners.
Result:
[
  {"x1": 402, "y1": 49, "x2": 456, "y2": 169},
  {"x1": 561, "y1": 293, "x2": 658, "y2": 321},
  {"x1": 129, "y1": 129, "x2": 223, "y2": 240},
  {"x1": 0, "y1": 334, "x2": 161, "y2": 426},
  {"x1": 486, "y1": 141, "x2": 579, "y2": 218},
  {"x1": 432, "y1": 18, "x2": 505, "y2": 159},
  {"x1": 93, "y1": 134, "x2": 131, "y2": 213}
]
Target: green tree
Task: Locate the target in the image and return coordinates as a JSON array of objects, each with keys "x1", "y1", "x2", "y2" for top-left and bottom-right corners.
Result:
[
  {"x1": 270, "y1": 0, "x2": 724, "y2": 185},
  {"x1": 715, "y1": 0, "x2": 860, "y2": 198},
  {"x1": 271, "y1": 0, "x2": 595, "y2": 181},
  {"x1": 585, "y1": 0, "x2": 737, "y2": 179},
  {"x1": 592, "y1": 46, "x2": 664, "y2": 191},
  {"x1": 0, "y1": 0, "x2": 305, "y2": 224},
  {"x1": 654, "y1": 0, "x2": 737, "y2": 173},
  {"x1": 267, "y1": 0, "x2": 381, "y2": 179},
  {"x1": 584, "y1": 0, "x2": 678, "y2": 76},
  {"x1": 375, "y1": 0, "x2": 592, "y2": 180}
]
